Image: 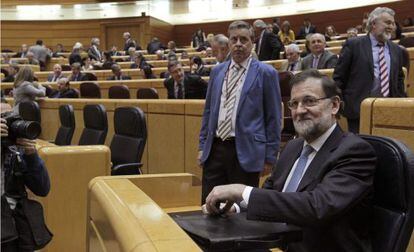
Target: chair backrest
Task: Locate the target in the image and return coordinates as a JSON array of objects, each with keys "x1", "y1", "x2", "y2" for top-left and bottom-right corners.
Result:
[
  {"x1": 61, "y1": 65, "x2": 72, "y2": 71},
  {"x1": 54, "y1": 104, "x2": 75, "y2": 146},
  {"x1": 278, "y1": 71, "x2": 295, "y2": 139},
  {"x1": 19, "y1": 101, "x2": 41, "y2": 123},
  {"x1": 78, "y1": 104, "x2": 108, "y2": 145},
  {"x1": 81, "y1": 72, "x2": 98, "y2": 81},
  {"x1": 110, "y1": 106, "x2": 147, "y2": 166},
  {"x1": 108, "y1": 85, "x2": 130, "y2": 99},
  {"x1": 136, "y1": 88, "x2": 159, "y2": 99},
  {"x1": 360, "y1": 135, "x2": 414, "y2": 252},
  {"x1": 80, "y1": 82, "x2": 101, "y2": 98}
]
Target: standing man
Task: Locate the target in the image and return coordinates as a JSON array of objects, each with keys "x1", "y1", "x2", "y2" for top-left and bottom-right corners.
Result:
[
  {"x1": 198, "y1": 21, "x2": 282, "y2": 203},
  {"x1": 123, "y1": 32, "x2": 136, "y2": 52},
  {"x1": 164, "y1": 61, "x2": 207, "y2": 99},
  {"x1": 253, "y1": 19, "x2": 283, "y2": 61},
  {"x1": 297, "y1": 18, "x2": 317, "y2": 39},
  {"x1": 88, "y1": 38, "x2": 102, "y2": 62},
  {"x1": 204, "y1": 70, "x2": 377, "y2": 252},
  {"x1": 281, "y1": 44, "x2": 302, "y2": 71},
  {"x1": 211, "y1": 34, "x2": 230, "y2": 64},
  {"x1": 333, "y1": 7, "x2": 406, "y2": 133},
  {"x1": 29, "y1": 40, "x2": 49, "y2": 68},
  {"x1": 301, "y1": 33, "x2": 338, "y2": 70}
]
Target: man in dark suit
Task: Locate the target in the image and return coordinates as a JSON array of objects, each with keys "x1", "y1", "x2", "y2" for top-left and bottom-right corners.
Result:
[
  {"x1": 199, "y1": 20, "x2": 282, "y2": 203},
  {"x1": 106, "y1": 64, "x2": 131, "y2": 81},
  {"x1": 333, "y1": 7, "x2": 406, "y2": 133},
  {"x1": 123, "y1": 32, "x2": 136, "y2": 52},
  {"x1": 47, "y1": 64, "x2": 65, "y2": 82},
  {"x1": 297, "y1": 18, "x2": 317, "y2": 39},
  {"x1": 88, "y1": 38, "x2": 102, "y2": 62},
  {"x1": 15, "y1": 44, "x2": 28, "y2": 58},
  {"x1": 50, "y1": 78, "x2": 79, "y2": 98},
  {"x1": 164, "y1": 61, "x2": 207, "y2": 99},
  {"x1": 1, "y1": 65, "x2": 18, "y2": 83},
  {"x1": 147, "y1": 37, "x2": 165, "y2": 54},
  {"x1": 204, "y1": 70, "x2": 377, "y2": 252},
  {"x1": 301, "y1": 33, "x2": 338, "y2": 70},
  {"x1": 253, "y1": 19, "x2": 283, "y2": 61},
  {"x1": 68, "y1": 62, "x2": 84, "y2": 81}
]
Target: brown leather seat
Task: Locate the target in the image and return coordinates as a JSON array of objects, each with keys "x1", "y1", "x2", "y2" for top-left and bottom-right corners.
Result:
[
  {"x1": 80, "y1": 82, "x2": 101, "y2": 98},
  {"x1": 108, "y1": 85, "x2": 130, "y2": 99}
]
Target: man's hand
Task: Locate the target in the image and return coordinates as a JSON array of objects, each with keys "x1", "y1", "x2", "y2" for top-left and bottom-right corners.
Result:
[
  {"x1": 0, "y1": 118, "x2": 8, "y2": 137},
  {"x1": 16, "y1": 138, "x2": 37, "y2": 155},
  {"x1": 205, "y1": 184, "x2": 246, "y2": 215},
  {"x1": 202, "y1": 203, "x2": 237, "y2": 215},
  {"x1": 197, "y1": 150, "x2": 203, "y2": 167},
  {"x1": 260, "y1": 163, "x2": 273, "y2": 177}
]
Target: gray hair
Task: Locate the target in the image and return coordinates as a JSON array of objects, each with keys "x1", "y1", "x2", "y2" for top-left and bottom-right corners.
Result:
[
  {"x1": 58, "y1": 77, "x2": 69, "y2": 86},
  {"x1": 123, "y1": 32, "x2": 130, "y2": 38},
  {"x1": 366, "y1": 7, "x2": 395, "y2": 32},
  {"x1": 228, "y1": 20, "x2": 255, "y2": 40},
  {"x1": 285, "y1": 43, "x2": 300, "y2": 53},
  {"x1": 91, "y1": 37, "x2": 100, "y2": 45},
  {"x1": 253, "y1": 19, "x2": 267, "y2": 29},
  {"x1": 347, "y1": 27, "x2": 358, "y2": 33},
  {"x1": 310, "y1": 33, "x2": 326, "y2": 43},
  {"x1": 213, "y1": 34, "x2": 229, "y2": 46}
]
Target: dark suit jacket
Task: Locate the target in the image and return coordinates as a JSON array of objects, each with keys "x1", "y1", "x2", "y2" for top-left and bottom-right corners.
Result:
[
  {"x1": 124, "y1": 39, "x2": 136, "y2": 52},
  {"x1": 301, "y1": 50, "x2": 338, "y2": 70},
  {"x1": 297, "y1": 25, "x2": 317, "y2": 39},
  {"x1": 333, "y1": 35, "x2": 406, "y2": 119},
  {"x1": 69, "y1": 53, "x2": 82, "y2": 66},
  {"x1": 106, "y1": 75, "x2": 131, "y2": 81},
  {"x1": 1, "y1": 75, "x2": 15, "y2": 83},
  {"x1": 147, "y1": 41, "x2": 165, "y2": 54},
  {"x1": 247, "y1": 126, "x2": 376, "y2": 252},
  {"x1": 164, "y1": 74, "x2": 207, "y2": 99},
  {"x1": 51, "y1": 88, "x2": 79, "y2": 98},
  {"x1": 69, "y1": 73, "x2": 85, "y2": 82},
  {"x1": 88, "y1": 46, "x2": 102, "y2": 61},
  {"x1": 255, "y1": 30, "x2": 283, "y2": 61}
]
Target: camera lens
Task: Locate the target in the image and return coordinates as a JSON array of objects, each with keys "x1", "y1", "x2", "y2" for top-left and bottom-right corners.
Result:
[{"x1": 10, "y1": 120, "x2": 41, "y2": 140}]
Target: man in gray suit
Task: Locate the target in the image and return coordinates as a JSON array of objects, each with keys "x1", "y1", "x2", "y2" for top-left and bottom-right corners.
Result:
[
  {"x1": 47, "y1": 64, "x2": 65, "y2": 82},
  {"x1": 29, "y1": 40, "x2": 49, "y2": 68},
  {"x1": 280, "y1": 44, "x2": 302, "y2": 71},
  {"x1": 301, "y1": 33, "x2": 338, "y2": 70}
]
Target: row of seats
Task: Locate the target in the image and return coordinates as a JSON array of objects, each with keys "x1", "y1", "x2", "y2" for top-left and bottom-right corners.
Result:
[
  {"x1": 79, "y1": 82, "x2": 159, "y2": 99},
  {"x1": 19, "y1": 101, "x2": 147, "y2": 175}
]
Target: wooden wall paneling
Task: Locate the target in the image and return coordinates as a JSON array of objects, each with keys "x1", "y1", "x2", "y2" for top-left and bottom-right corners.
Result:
[{"x1": 148, "y1": 16, "x2": 174, "y2": 46}]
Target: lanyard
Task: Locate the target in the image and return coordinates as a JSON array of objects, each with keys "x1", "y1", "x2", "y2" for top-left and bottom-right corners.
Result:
[{"x1": 223, "y1": 57, "x2": 251, "y2": 100}]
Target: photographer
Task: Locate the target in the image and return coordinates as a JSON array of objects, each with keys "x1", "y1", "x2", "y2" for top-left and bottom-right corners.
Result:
[{"x1": 1, "y1": 102, "x2": 51, "y2": 252}]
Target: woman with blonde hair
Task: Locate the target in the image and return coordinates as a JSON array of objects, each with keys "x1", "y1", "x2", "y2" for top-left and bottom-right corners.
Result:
[
  {"x1": 13, "y1": 66, "x2": 45, "y2": 113},
  {"x1": 278, "y1": 20, "x2": 296, "y2": 45}
]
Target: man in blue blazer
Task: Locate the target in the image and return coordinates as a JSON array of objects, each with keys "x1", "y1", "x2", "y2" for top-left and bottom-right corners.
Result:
[{"x1": 198, "y1": 20, "x2": 282, "y2": 203}]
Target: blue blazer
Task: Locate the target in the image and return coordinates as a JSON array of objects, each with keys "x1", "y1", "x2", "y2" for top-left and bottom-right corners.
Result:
[{"x1": 199, "y1": 58, "x2": 282, "y2": 172}]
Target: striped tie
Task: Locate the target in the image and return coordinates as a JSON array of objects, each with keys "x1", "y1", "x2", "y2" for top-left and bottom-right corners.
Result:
[
  {"x1": 378, "y1": 43, "x2": 389, "y2": 97},
  {"x1": 217, "y1": 64, "x2": 243, "y2": 140}
]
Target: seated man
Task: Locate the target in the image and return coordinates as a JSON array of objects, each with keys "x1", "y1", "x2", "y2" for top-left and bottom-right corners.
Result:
[
  {"x1": 68, "y1": 62, "x2": 84, "y2": 81},
  {"x1": 281, "y1": 43, "x2": 302, "y2": 71},
  {"x1": 164, "y1": 60, "x2": 207, "y2": 99},
  {"x1": 50, "y1": 78, "x2": 78, "y2": 98},
  {"x1": 204, "y1": 70, "x2": 377, "y2": 252},
  {"x1": 301, "y1": 33, "x2": 338, "y2": 70},
  {"x1": 47, "y1": 64, "x2": 65, "y2": 82},
  {"x1": 26, "y1": 52, "x2": 39, "y2": 66},
  {"x1": 107, "y1": 64, "x2": 131, "y2": 80},
  {"x1": 1, "y1": 65, "x2": 19, "y2": 83}
]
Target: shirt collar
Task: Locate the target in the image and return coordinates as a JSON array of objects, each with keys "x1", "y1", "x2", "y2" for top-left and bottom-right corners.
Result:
[
  {"x1": 304, "y1": 123, "x2": 337, "y2": 152},
  {"x1": 230, "y1": 55, "x2": 251, "y2": 70},
  {"x1": 369, "y1": 33, "x2": 388, "y2": 47}
]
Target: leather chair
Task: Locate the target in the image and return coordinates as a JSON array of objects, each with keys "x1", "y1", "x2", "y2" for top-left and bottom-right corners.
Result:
[
  {"x1": 19, "y1": 101, "x2": 41, "y2": 123},
  {"x1": 61, "y1": 65, "x2": 72, "y2": 71},
  {"x1": 54, "y1": 104, "x2": 75, "y2": 146},
  {"x1": 80, "y1": 82, "x2": 101, "y2": 98},
  {"x1": 136, "y1": 88, "x2": 159, "y2": 99},
  {"x1": 279, "y1": 71, "x2": 295, "y2": 143},
  {"x1": 110, "y1": 106, "x2": 147, "y2": 175},
  {"x1": 78, "y1": 104, "x2": 108, "y2": 145},
  {"x1": 108, "y1": 85, "x2": 130, "y2": 99},
  {"x1": 360, "y1": 135, "x2": 414, "y2": 252},
  {"x1": 81, "y1": 72, "x2": 98, "y2": 81}
]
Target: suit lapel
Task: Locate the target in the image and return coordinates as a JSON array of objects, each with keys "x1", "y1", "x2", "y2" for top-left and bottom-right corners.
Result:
[
  {"x1": 236, "y1": 59, "x2": 259, "y2": 115},
  {"x1": 387, "y1": 41, "x2": 397, "y2": 90},
  {"x1": 317, "y1": 51, "x2": 326, "y2": 69},
  {"x1": 297, "y1": 125, "x2": 344, "y2": 191},
  {"x1": 364, "y1": 35, "x2": 374, "y2": 79}
]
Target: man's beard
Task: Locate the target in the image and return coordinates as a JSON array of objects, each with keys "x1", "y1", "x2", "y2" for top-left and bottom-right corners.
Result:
[
  {"x1": 294, "y1": 114, "x2": 332, "y2": 142},
  {"x1": 379, "y1": 31, "x2": 392, "y2": 41}
]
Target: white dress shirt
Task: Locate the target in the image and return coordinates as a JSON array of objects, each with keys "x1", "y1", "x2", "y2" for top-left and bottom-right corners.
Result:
[{"x1": 216, "y1": 56, "x2": 252, "y2": 137}]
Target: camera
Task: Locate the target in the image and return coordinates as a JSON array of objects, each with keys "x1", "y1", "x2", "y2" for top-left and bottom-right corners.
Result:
[{"x1": 1, "y1": 111, "x2": 41, "y2": 144}]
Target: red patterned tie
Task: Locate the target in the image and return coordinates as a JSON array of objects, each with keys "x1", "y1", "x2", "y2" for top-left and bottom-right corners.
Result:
[{"x1": 378, "y1": 43, "x2": 389, "y2": 97}]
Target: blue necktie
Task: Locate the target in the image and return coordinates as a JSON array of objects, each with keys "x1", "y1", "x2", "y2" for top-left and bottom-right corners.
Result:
[{"x1": 285, "y1": 145, "x2": 314, "y2": 192}]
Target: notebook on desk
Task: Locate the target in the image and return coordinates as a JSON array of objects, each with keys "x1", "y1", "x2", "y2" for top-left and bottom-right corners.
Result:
[{"x1": 170, "y1": 211, "x2": 302, "y2": 252}]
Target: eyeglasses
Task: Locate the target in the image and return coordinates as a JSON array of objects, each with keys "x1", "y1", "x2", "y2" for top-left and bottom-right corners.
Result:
[{"x1": 287, "y1": 96, "x2": 331, "y2": 110}]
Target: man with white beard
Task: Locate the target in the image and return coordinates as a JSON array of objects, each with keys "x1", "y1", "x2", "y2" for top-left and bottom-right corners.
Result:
[
  {"x1": 203, "y1": 70, "x2": 377, "y2": 252},
  {"x1": 333, "y1": 7, "x2": 406, "y2": 133}
]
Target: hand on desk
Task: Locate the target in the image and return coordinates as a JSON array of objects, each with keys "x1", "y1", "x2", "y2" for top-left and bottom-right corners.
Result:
[{"x1": 203, "y1": 184, "x2": 246, "y2": 215}]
